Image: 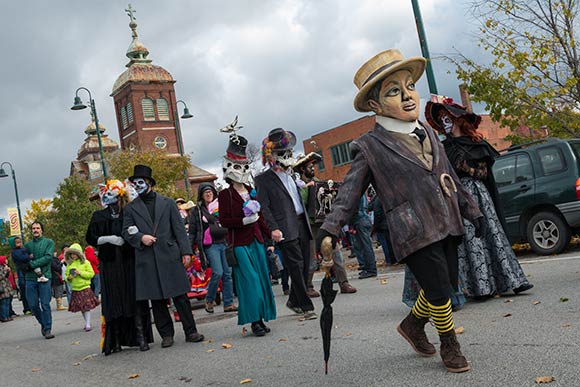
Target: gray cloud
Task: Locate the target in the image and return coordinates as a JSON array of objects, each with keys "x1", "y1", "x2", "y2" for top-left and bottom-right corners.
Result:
[{"x1": 0, "y1": 0, "x2": 487, "y2": 219}]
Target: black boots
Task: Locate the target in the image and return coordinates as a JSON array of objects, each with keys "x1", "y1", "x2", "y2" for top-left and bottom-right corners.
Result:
[
  {"x1": 397, "y1": 312, "x2": 436, "y2": 357},
  {"x1": 134, "y1": 314, "x2": 150, "y2": 352}
]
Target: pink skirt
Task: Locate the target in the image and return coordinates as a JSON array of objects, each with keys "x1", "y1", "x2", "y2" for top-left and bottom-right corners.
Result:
[{"x1": 69, "y1": 288, "x2": 100, "y2": 313}]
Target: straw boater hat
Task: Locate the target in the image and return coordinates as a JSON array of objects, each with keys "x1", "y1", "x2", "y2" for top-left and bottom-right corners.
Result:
[
  {"x1": 425, "y1": 98, "x2": 482, "y2": 133},
  {"x1": 180, "y1": 200, "x2": 195, "y2": 210},
  {"x1": 353, "y1": 49, "x2": 426, "y2": 113}
]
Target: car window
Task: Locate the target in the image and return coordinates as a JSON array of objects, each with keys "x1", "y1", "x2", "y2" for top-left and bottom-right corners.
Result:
[
  {"x1": 538, "y1": 146, "x2": 566, "y2": 175},
  {"x1": 493, "y1": 156, "x2": 516, "y2": 187},
  {"x1": 515, "y1": 154, "x2": 533, "y2": 182}
]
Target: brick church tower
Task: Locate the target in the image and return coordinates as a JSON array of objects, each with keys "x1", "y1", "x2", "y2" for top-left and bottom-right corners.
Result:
[
  {"x1": 110, "y1": 5, "x2": 216, "y2": 194},
  {"x1": 110, "y1": 5, "x2": 181, "y2": 154}
]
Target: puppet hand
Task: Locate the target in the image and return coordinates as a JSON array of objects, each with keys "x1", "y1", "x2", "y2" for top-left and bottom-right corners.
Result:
[
  {"x1": 109, "y1": 236, "x2": 125, "y2": 246},
  {"x1": 316, "y1": 229, "x2": 337, "y2": 255},
  {"x1": 243, "y1": 213, "x2": 259, "y2": 225}
]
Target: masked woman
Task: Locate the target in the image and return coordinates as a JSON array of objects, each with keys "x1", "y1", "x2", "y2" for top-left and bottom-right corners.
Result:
[
  {"x1": 85, "y1": 180, "x2": 154, "y2": 355},
  {"x1": 218, "y1": 132, "x2": 276, "y2": 337},
  {"x1": 404, "y1": 99, "x2": 533, "y2": 304}
]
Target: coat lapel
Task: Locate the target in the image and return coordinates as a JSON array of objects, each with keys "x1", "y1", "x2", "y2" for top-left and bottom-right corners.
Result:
[
  {"x1": 266, "y1": 169, "x2": 293, "y2": 201},
  {"x1": 153, "y1": 194, "x2": 166, "y2": 234},
  {"x1": 423, "y1": 122, "x2": 440, "y2": 170},
  {"x1": 132, "y1": 198, "x2": 154, "y2": 230},
  {"x1": 370, "y1": 123, "x2": 432, "y2": 171}
]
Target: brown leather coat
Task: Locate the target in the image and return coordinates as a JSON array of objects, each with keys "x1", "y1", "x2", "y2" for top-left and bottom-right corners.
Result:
[{"x1": 321, "y1": 122, "x2": 481, "y2": 261}]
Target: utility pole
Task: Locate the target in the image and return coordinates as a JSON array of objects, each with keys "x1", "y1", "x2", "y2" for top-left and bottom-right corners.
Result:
[{"x1": 411, "y1": 0, "x2": 438, "y2": 96}]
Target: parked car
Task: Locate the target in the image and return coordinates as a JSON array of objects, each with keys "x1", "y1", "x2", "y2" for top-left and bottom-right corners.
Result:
[{"x1": 491, "y1": 137, "x2": 580, "y2": 255}]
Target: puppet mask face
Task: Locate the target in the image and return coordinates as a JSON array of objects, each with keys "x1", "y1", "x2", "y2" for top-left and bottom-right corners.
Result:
[
  {"x1": 223, "y1": 158, "x2": 252, "y2": 184},
  {"x1": 131, "y1": 178, "x2": 150, "y2": 195},
  {"x1": 370, "y1": 70, "x2": 420, "y2": 122},
  {"x1": 273, "y1": 149, "x2": 296, "y2": 168},
  {"x1": 441, "y1": 114, "x2": 454, "y2": 134}
]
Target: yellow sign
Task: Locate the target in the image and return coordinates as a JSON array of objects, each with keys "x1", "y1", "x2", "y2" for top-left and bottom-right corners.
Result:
[{"x1": 7, "y1": 208, "x2": 21, "y2": 236}]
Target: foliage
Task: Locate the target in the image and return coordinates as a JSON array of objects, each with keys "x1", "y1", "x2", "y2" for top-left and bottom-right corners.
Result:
[
  {"x1": 451, "y1": 0, "x2": 580, "y2": 138},
  {"x1": 47, "y1": 176, "x2": 99, "y2": 249},
  {"x1": 107, "y1": 148, "x2": 190, "y2": 199},
  {"x1": 0, "y1": 220, "x2": 11, "y2": 258},
  {"x1": 23, "y1": 198, "x2": 53, "y2": 238}
]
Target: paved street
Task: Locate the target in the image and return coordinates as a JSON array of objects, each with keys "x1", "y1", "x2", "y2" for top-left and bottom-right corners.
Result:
[{"x1": 1, "y1": 249, "x2": 579, "y2": 387}]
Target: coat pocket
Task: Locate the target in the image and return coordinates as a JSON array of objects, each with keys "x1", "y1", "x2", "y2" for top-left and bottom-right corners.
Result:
[{"x1": 385, "y1": 201, "x2": 423, "y2": 243}]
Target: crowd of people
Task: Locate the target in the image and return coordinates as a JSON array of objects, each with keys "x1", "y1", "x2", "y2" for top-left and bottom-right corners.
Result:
[{"x1": 1, "y1": 48, "x2": 535, "y2": 375}]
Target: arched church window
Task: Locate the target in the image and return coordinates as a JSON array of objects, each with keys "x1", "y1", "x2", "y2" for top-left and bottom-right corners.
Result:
[
  {"x1": 157, "y1": 98, "x2": 169, "y2": 121},
  {"x1": 142, "y1": 98, "x2": 155, "y2": 121}
]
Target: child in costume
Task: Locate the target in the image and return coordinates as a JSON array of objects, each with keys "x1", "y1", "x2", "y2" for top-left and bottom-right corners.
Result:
[{"x1": 65, "y1": 243, "x2": 100, "y2": 332}]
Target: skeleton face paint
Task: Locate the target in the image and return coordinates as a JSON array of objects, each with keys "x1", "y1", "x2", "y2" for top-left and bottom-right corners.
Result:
[
  {"x1": 222, "y1": 157, "x2": 252, "y2": 184},
  {"x1": 441, "y1": 114, "x2": 454, "y2": 134},
  {"x1": 273, "y1": 149, "x2": 297, "y2": 168},
  {"x1": 101, "y1": 189, "x2": 119, "y2": 206},
  {"x1": 131, "y1": 178, "x2": 150, "y2": 195},
  {"x1": 373, "y1": 70, "x2": 420, "y2": 121}
]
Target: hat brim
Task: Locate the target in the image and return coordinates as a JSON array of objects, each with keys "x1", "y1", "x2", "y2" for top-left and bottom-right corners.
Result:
[
  {"x1": 271, "y1": 131, "x2": 297, "y2": 151},
  {"x1": 129, "y1": 175, "x2": 156, "y2": 186},
  {"x1": 354, "y1": 57, "x2": 426, "y2": 113},
  {"x1": 425, "y1": 101, "x2": 482, "y2": 132}
]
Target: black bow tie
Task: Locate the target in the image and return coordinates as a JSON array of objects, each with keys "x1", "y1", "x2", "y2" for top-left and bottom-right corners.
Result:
[{"x1": 412, "y1": 127, "x2": 426, "y2": 144}]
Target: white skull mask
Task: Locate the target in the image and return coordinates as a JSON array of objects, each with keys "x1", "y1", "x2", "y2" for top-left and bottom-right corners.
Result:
[
  {"x1": 101, "y1": 189, "x2": 119, "y2": 206},
  {"x1": 223, "y1": 157, "x2": 252, "y2": 185},
  {"x1": 441, "y1": 114, "x2": 454, "y2": 134},
  {"x1": 131, "y1": 178, "x2": 150, "y2": 195},
  {"x1": 273, "y1": 149, "x2": 297, "y2": 168}
]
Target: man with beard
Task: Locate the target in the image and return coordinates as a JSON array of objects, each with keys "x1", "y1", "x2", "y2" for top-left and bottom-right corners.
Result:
[
  {"x1": 317, "y1": 49, "x2": 482, "y2": 373},
  {"x1": 123, "y1": 165, "x2": 204, "y2": 349},
  {"x1": 255, "y1": 128, "x2": 316, "y2": 320},
  {"x1": 294, "y1": 153, "x2": 356, "y2": 295},
  {"x1": 24, "y1": 222, "x2": 55, "y2": 339}
]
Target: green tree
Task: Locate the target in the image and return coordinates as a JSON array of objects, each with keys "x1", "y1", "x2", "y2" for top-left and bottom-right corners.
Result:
[
  {"x1": 48, "y1": 176, "x2": 100, "y2": 249},
  {"x1": 452, "y1": 0, "x2": 580, "y2": 140},
  {"x1": 23, "y1": 198, "x2": 53, "y2": 238},
  {"x1": 107, "y1": 148, "x2": 191, "y2": 198}
]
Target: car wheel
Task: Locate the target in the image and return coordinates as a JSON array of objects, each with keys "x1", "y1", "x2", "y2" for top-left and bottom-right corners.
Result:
[{"x1": 526, "y1": 211, "x2": 571, "y2": 255}]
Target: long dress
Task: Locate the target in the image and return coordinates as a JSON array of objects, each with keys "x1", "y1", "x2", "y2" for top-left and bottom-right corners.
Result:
[
  {"x1": 402, "y1": 136, "x2": 530, "y2": 304},
  {"x1": 86, "y1": 206, "x2": 153, "y2": 355}
]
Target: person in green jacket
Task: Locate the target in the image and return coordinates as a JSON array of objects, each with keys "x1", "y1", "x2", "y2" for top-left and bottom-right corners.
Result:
[{"x1": 24, "y1": 222, "x2": 55, "y2": 339}]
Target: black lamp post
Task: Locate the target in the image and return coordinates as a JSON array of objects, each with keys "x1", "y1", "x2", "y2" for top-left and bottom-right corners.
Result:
[
  {"x1": 175, "y1": 100, "x2": 193, "y2": 198},
  {"x1": 71, "y1": 87, "x2": 108, "y2": 179},
  {"x1": 0, "y1": 161, "x2": 24, "y2": 239}
]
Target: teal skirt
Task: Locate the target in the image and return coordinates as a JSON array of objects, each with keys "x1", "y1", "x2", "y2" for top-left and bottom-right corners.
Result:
[{"x1": 233, "y1": 240, "x2": 277, "y2": 325}]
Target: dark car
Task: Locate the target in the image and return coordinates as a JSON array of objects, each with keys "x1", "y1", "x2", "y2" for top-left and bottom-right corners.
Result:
[{"x1": 491, "y1": 137, "x2": 580, "y2": 255}]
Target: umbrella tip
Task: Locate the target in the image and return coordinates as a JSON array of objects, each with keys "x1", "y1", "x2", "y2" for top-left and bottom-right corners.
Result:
[{"x1": 325, "y1": 362, "x2": 328, "y2": 375}]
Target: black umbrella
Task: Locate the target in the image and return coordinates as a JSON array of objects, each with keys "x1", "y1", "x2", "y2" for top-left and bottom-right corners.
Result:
[{"x1": 319, "y1": 239, "x2": 338, "y2": 374}]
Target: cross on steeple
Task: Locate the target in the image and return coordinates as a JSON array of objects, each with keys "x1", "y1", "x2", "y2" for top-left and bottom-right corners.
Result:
[{"x1": 125, "y1": 4, "x2": 136, "y2": 23}]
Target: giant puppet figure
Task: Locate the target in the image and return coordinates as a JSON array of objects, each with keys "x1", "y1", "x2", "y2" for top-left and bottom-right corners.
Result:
[{"x1": 317, "y1": 49, "x2": 483, "y2": 373}]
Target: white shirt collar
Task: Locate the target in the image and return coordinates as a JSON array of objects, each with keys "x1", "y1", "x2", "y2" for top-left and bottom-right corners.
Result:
[{"x1": 376, "y1": 116, "x2": 419, "y2": 134}]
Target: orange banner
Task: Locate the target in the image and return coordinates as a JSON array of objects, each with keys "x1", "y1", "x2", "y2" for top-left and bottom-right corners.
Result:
[{"x1": 7, "y1": 208, "x2": 21, "y2": 236}]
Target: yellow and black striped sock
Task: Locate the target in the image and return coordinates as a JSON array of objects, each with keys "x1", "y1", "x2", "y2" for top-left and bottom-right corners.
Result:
[
  {"x1": 411, "y1": 289, "x2": 430, "y2": 319},
  {"x1": 429, "y1": 299, "x2": 454, "y2": 334}
]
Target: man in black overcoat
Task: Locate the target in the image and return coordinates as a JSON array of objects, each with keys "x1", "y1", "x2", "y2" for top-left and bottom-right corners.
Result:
[
  {"x1": 122, "y1": 165, "x2": 204, "y2": 348},
  {"x1": 317, "y1": 49, "x2": 483, "y2": 373}
]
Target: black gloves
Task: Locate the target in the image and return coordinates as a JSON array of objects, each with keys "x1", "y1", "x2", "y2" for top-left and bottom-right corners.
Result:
[
  {"x1": 473, "y1": 217, "x2": 485, "y2": 238},
  {"x1": 316, "y1": 228, "x2": 337, "y2": 254}
]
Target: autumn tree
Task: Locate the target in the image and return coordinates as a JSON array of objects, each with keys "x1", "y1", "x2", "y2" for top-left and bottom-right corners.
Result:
[
  {"x1": 451, "y1": 0, "x2": 580, "y2": 139},
  {"x1": 107, "y1": 148, "x2": 191, "y2": 199},
  {"x1": 23, "y1": 198, "x2": 53, "y2": 237},
  {"x1": 49, "y1": 176, "x2": 100, "y2": 249}
]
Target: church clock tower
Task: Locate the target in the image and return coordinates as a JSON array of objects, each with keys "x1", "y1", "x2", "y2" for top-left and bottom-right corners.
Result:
[{"x1": 111, "y1": 4, "x2": 182, "y2": 155}]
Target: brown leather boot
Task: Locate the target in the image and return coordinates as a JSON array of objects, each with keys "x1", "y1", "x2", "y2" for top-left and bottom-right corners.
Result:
[
  {"x1": 439, "y1": 331, "x2": 470, "y2": 373},
  {"x1": 339, "y1": 282, "x2": 357, "y2": 294},
  {"x1": 396, "y1": 312, "x2": 436, "y2": 357}
]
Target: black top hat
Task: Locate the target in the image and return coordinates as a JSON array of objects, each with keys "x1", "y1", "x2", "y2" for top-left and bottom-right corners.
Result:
[
  {"x1": 129, "y1": 164, "x2": 156, "y2": 186},
  {"x1": 266, "y1": 128, "x2": 297, "y2": 151},
  {"x1": 225, "y1": 134, "x2": 249, "y2": 163}
]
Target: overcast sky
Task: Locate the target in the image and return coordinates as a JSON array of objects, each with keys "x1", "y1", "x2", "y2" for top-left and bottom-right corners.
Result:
[{"x1": 0, "y1": 0, "x2": 488, "y2": 220}]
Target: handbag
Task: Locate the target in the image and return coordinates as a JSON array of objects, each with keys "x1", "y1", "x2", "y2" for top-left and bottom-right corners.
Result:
[
  {"x1": 203, "y1": 227, "x2": 213, "y2": 245},
  {"x1": 225, "y1": 188, "x2": 238, "y2": 267}
]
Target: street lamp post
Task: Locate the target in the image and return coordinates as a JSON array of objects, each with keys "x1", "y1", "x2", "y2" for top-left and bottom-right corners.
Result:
[
  {"x1": 0, "y1": 161, "x2": 24, "y2": 239},
  {"x1": 175, "y1": 100, "x2": 193, "y2": 199},
  {"x1": 71, "y1": 87, "x2": 108, "y2": 179}
]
